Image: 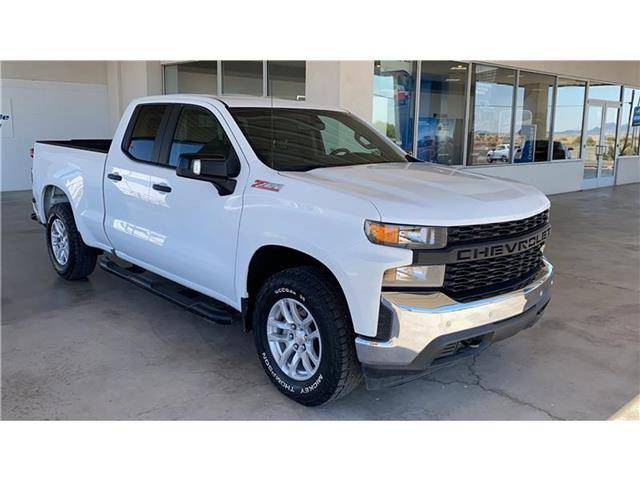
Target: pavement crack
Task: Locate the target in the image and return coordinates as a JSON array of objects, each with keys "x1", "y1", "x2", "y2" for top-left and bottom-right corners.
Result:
[{"x1": 424, "y1": 357, "x2": 565, "y2": 420}]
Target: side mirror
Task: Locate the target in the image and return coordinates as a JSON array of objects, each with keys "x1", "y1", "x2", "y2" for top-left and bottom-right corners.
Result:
[{"x1": 177, "y1": 152, "x2": 240, "y2": 196}]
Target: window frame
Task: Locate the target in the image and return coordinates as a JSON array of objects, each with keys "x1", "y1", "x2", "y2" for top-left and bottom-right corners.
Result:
[
  {"x1": 155, "y1": 103, "x2": 240, "y2": 171},
  {"x1": 121, "y1": 103, "x2": 173, "y2": 165},
  {"x1": 620, "y1": 86, "x2": 640, "y2": 157},
  {"x1": 413, "y1": 60, "x2": 470, "y2": 166},
  {"x1": 465, "y1": 63, "x2": 518, "y2": 167},
  {"x1": 549, "y1": 76, "x2": 587, "y2": 161},
  {"x1": 163, "y1": 60, "x2": 308, "y2": 100},
  {"x1": 460, "y1": 62, "x2": 601, "y2": 168},
  {"x1": 372, "y1": 60, "x2": 419, "y2": 153}
]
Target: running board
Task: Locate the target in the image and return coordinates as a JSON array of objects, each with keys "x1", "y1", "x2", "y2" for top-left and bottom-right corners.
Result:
[{"x1": 99, "y1": 257, "x2": 240, "y2": 325}]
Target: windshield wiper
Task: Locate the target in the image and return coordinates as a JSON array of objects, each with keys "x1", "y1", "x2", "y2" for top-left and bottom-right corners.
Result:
[{"x1": 405, "y1": 154, "x2": 424, "y2": 163}]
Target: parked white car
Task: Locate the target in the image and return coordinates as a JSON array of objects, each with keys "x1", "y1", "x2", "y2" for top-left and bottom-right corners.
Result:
[
  {"x1": 30, "y1": 95, "x2": 554, "y2": 406},
  {"x1": 487, "y1": 143, "x2": 512, "y2": 162}
]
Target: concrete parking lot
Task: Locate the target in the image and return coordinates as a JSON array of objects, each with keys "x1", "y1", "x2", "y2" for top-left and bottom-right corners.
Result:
[{"x1": 2, "y1": 185, "x2": 639, "y2": 420}]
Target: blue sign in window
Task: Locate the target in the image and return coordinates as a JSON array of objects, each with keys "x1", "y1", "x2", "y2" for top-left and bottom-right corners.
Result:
[{"x1": 632, "y1": 106, "x2": 640, "y2": 127}]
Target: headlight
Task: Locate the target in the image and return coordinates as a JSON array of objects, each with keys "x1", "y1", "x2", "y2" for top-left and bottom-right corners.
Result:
[
  {"x1": 383, "y1": 265, "x2": 445, "y2": 287},
  {"x1": 364, "y1": 220, "x2": 447, "y2": 249}
]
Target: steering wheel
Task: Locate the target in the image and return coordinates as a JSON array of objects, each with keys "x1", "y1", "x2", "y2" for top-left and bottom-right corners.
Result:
[{"x1": 329, "y1": 148, "x2": 351, "y2": 156}]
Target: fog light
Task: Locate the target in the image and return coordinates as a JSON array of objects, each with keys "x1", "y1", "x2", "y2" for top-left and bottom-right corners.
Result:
[{"x1": 383, "y1": 265, "x2": 445, "y2": 288}]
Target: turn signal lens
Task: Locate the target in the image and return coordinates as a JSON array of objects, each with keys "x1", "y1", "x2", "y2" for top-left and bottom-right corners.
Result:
[
  {"x1": 365, "y1": 220, "x2": 447, "y2": 249},
  {"x1": 383, "y1": 265, "x2": 446, "y2": 287},
  {"x1": 366, "y1": 222, "x2": 399, "y2": 244}
]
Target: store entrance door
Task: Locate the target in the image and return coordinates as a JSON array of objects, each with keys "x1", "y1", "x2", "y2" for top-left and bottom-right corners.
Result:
[{"x1": 582, "y1": 100, "x2": 620, "y2": 189}]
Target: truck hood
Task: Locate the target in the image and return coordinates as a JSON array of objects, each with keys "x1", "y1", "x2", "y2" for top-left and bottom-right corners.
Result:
[{"x1": 281, "y1": 162, "x2": 550, "y2": 226}]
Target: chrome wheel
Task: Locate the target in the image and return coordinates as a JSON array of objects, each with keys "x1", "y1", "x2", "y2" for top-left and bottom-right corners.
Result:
[
  {"x1": 266, "y1": 298, "x2": 322, "y2": 381},
  {"x1": 50, "y1": 218, "x2": 69, "y2": 266}
]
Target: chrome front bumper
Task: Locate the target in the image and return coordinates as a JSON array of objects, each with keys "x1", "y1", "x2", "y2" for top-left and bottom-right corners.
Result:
[{"x1": 355, "y1": 259, "x2": 554, "y2": 370}]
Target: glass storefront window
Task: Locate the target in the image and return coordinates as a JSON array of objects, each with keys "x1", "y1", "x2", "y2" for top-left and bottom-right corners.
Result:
[
  {"x1": 164, "y1": 61, "x2": 218, "y2": 95},
  {"x1": 221, "y1": 61, "x2": 263, "y2": 96},
  {"x1": 467, "y1": 64, "x2": 516, "y2": 165},
  {"x1": 372, "y1": 60, "x2": 417, "y2": 152},
  {"x1": 588, "y1": 83, "x2": 621, "y2": 102},
  {"x1": 416, "y1": 61, "x2": 468, "y2": 165},
  {"x1": 552, "y1": 78, "x2": 586, "y2": 159},
  {"x1": 267, "y1": 61, "x2": 306, "y2": 100},
  {"x1": 513, "y1": 71, "x2": 555, "y2": 162},
  {"x1": 620, "y1": 87, "x2": 640, "y2": 156}
]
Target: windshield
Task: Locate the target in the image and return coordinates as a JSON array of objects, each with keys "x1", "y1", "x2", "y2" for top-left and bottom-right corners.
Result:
[{"x1": 229, "y1": 107, "x2": 408, "y2": 171}]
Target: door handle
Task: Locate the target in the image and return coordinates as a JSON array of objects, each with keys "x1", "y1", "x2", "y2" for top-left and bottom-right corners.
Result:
[
  {"x1": 107, "y1": 173, "x2": 123, "y2": 182},
  {"x1": 152, "y1": 183, "x2": 172, "y2": 193}
]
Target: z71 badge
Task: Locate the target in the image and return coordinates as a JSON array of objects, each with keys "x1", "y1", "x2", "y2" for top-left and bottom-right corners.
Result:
[{"x1": 251, "y1": 180, "x2": 284, "y2": 192}]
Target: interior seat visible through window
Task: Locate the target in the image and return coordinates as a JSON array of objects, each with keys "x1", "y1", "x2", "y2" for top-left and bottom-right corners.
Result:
[{"x1": 168, "y1": 106, "x2": 234, "y2": 167}]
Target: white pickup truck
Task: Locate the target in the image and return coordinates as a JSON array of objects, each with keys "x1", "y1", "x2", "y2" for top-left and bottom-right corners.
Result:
[{"x1": 31, "y1": 95, "x2": 554, "y2": 406}]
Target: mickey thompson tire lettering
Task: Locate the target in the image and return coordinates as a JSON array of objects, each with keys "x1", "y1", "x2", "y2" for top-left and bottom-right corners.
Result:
[
  {"x1": 261, "y1": 352, "x2": 323, "y2": 394},
  {"x1": 253, "y1": 266, "x2": 362, "y2": 407}
]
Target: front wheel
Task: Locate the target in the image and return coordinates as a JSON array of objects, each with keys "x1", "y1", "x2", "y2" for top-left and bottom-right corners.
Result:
[{"x1": 253, "y1": 266, "x2": 362, "y2": 406}]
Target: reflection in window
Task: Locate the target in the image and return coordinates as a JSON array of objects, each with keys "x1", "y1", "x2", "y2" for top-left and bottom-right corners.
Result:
[
  {"x1": 267, "y1": 61, "x2": 306, "y2": 100},
  {"x1": 467, "y1": 65, "x2": 516, "y2": 165},
  {"x1": 221, "y1": 61, "x2": 263, "y2": 96},
  {"x1": 126, "y1": 105, "x2": 168, "y2": 162},
  {"x1": 416, "y1": 62, "x2": 467, "y2": 165},
  {"x1": 168, "y1": 106, "x2": 233, "y2": 167},
  {"x1": 588, "y1": 83, "x2": 621, "y2": 102},
  {"x1": 620, "y1": 87, "x2": 640, "y2": 156},
  {"x1": 512, "y1": 72, "x2": 555, "y2": 162},
  {"x1": 552, "y1": 78, "x2": 586, "y2": 160},
  {"x1": 372, "y1": 61, "x2": 417, "y2": 152},
  {"x1": 230, "y1": 108, "x2": 407, "y2": 171},
  {"x1": 164, "y1": 61, "x2": 218, "y2": 95}
]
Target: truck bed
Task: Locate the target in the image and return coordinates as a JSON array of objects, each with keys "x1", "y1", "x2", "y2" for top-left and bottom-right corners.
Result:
[
  {"x1": 37, "y1": 139, "x2": 112, "y2": 154},
  {"x1": 32, "y1": 139, "x2": 113, "y2": 252}
]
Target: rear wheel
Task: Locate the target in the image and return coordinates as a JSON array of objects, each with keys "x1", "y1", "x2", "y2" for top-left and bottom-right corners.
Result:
[
  {"x1": 46, "y1": 203, "x2": 97, "y2": 280},
  {"x1": 253, "y1": 266, "x2": 362, "y2": 406}
]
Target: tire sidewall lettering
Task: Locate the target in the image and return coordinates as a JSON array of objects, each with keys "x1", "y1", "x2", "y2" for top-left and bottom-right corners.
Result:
[
  {"x1": 259, "y1": 287, "x2": 322, "y2": 395},
  {"x1": 260, "y1": 351, "x2": 323, "y2": 395}
]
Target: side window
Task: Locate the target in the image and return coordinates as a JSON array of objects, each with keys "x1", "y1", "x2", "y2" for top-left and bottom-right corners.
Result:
[
  {"x1": 125, "y1": 104, "x2": 168, "y2": 162},
  {"x1": 168, "y1": 106, "x2": 234, "y2": 167}
]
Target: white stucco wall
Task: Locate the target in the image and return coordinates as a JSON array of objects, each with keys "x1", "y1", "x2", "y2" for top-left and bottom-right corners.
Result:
[
  {"x1": 305, "y1": 61, "x2": 373, "y2": 120},
  {"x1": 465, "y1": 159, "x2": 584, "y2": 195},
  {"x1": 616, "y1": 156, "x2": 640, "y2": 185},
  {"x1": 0, "y1": 79, "x2": 110, "y2": 191},
  {"x1": 106, "y1": 61, "x2": 163, "y2": 132}
]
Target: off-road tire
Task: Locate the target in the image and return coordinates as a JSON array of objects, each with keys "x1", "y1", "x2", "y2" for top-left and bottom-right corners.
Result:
[
  {"x1": 46, "y1": 203, "x2": 98, "y2": 280},
  {"x1": 253, "y1": 266, "x2": 362, "y2": 406}
]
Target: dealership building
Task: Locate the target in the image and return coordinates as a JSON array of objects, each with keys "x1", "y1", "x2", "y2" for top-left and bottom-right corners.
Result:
[{"x1": 1, "y1": 60, "x2": 639, "y2": 194}]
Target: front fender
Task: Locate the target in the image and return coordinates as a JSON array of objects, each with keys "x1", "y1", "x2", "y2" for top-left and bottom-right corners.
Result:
[{"x1": 235, "y1": 183, "x2": 411, "y2": 337}]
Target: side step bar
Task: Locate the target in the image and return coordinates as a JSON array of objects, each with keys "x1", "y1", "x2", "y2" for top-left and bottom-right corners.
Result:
[{"x1": 99, "y1": 257, "x2": 240, "y2": 325}]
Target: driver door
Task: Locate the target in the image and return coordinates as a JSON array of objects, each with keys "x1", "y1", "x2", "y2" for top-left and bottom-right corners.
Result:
[{"x1": 128, "y1": 102, "x2": 247, "y2": 306}]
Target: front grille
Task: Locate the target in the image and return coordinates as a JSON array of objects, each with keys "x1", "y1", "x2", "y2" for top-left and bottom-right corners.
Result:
[
  {"x1": 443, "y1": 246, "x2": 544, "y2": 302},
  {"x1": 447, "y1": 210, "x2": 549, "y2": 246}
]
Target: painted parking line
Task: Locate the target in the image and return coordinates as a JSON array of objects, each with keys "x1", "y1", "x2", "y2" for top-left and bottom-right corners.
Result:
[{"x1": 609, "y1": 394, "x2": 640, "y2": 421}]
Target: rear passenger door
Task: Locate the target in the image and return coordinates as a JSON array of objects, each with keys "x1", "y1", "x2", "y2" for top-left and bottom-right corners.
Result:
[{"x1": 104, "y1": 103, "x2": 172, "y2": 267}]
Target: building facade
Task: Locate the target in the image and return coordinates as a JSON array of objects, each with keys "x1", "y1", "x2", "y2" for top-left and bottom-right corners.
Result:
[{"x1": 2, "y1": 60, "x2": 639, "y2": 193}]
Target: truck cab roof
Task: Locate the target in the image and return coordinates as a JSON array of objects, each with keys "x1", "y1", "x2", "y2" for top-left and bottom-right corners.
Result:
[{"x1": 133, "y1": 94, "x2": 348, "y2": 112}]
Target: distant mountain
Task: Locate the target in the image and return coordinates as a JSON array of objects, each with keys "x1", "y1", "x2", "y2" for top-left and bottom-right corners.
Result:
[{"x1": 556, "y1": 122, "x2": 636, "y2": 135}]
